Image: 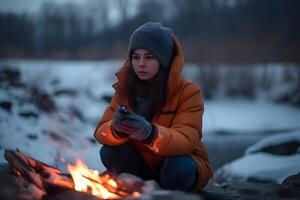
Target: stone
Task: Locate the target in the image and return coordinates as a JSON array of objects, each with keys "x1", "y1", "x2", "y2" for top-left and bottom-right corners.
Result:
[
  {"x1": 0, "y1": 170, "x2": 45, "y2": 200},
  {"x1": 43, "y1": 190, "x2": 98, "y2": 200},
  {"x1": 142, "y1": 190, "x2": 202, "y2": 200},
  {"x1": 101, "y1": 94, "x2": 112, "y2": 104},
  {"x1": 117, "y1": 173, "x2": 145, "y2": 193},
  {"x1": 259, "y1": 141, "x2": 300, "y2": 155},
  {"x1": 27, "y1": 134, "x2": 39, "y2": 140},
  {"x1": 0, "y1": 101, "x2": 12, "y2": 112},
  {"x1": 30, "y1": 87, "x2": 56, "y2": 113},
  {"x1": 279, "y1": 172, "x2": 300, "y2": 198},
  {"x1": 1, "y1": 68, "x2": 25, "y2": 87},
  {"x1": 19, "y1": 111, "x2": 39, "y2": 118},
  {"x1": 53, "y1": 89, "x2": 78, "y2": 97}
]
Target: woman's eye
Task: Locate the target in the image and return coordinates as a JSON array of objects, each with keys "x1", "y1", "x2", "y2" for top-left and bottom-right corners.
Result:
[
  {"x1": 146, "y1": 55, "x2": 154, "y2": 59},
  {"x1": 132, "y1": 56, "x2": 139, "y2": 60}
]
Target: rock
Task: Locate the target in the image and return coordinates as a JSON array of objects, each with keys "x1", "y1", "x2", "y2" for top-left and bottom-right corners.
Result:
[
  {"x1": 69, "y1": 106, "x2": 85, "y2": 122},
  {"x1": 117, "y1": 173, "x2": 145, "y2": 193},
  {"x1": 101, "y1": 94, "x2": 112, "y2": 104},
  {"x1": 201, "y1": 179, "x2": 282, "y2": 200},
  {"x1": 201, "y1": 182, "x2": 242, "y2": 200},
  {"x1": 143, "y1": 190, "x2": 202, "y2": 200},
  {"x1": 141, "y1": 180, "x2": 160, "y2": 194},
  {"x1": 258, "y1": 141, "x2": 300, "y2": 155},
  {"x1": 0, "y1": 169, "x2": 46, "y2": 200},
  {"x1": 0, "y1": 101, "x2": 12, "y2": 112},
  {"x1": 291, "y1": 90, "x2": 300, "y2": 107},
  {"x1": 87, "y1": 137, "x2": 97, "y2": 145},
  {"x1": 279, "y1": 172, "x2": 300, "y2": 198},
  {"x1": 19, "y1": 111, "x2": 39, "y2": 118},
  {"x1": 47, "y1": 131, "x2": 72, "y2": 147},
  {"x1": 50, "y1": 78, "x2": 60, "y2": 86},
  {"x1": 1, "y1": 68, "x2": 25, "y2": 87},
  {"x1": 235, "y1": 182, "x2": 280, "y2": 200},
  {"x1": 53, "y1": 89, "x2": 78, "y2": 97},
  {"x1": 43, "y1": 190, "x2": 98, "y2": 200},
  {"x1": 30, "y1": 87, "x2": 56, "y2": 113},
  {"x1": 27, "y1": 134, "x2": 39, "y2": 140},
  {"x1": 0, "y1": 162, "x2": 12, "y2": 174}
]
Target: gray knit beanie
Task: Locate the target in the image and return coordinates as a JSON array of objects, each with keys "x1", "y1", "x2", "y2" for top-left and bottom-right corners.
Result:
[{"x1": 128, "y1": 22, "x2": 174, "y2": 69}]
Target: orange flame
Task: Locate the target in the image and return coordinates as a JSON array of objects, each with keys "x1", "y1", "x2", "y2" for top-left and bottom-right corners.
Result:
[{"x1": 67, "y1": 159, "x2": 121, "y2": 199}]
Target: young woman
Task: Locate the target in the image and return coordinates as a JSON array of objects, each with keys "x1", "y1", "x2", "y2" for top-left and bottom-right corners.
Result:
[{"x1": 94, "y1": 22, "x2": 212, "y2": 191}]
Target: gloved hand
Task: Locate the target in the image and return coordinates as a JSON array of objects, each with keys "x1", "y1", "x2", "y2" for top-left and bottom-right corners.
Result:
[
  {"x1": 111, "y1": 106, "x2": 129, "y2": 137},
  {"x1": 121, "y1": 111, "x2": 152, "y2": 141}
]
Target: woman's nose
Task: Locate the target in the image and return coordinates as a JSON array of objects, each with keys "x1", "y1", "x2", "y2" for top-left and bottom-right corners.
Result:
[{"x1": 138, "y1": 58, "x2": 146, "y2": 67}]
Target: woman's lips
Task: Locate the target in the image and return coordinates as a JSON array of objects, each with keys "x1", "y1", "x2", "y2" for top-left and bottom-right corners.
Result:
[{"x1": 137, "y1": 71, "x2": 148, "y2": 76}]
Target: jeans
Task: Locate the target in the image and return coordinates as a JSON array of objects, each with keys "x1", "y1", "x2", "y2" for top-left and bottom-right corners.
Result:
[{"x1": 100, "y1": 143, "x2": 198, "y2": 191}]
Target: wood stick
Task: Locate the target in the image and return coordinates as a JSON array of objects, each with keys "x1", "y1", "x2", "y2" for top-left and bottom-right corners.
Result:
[{"x1": 4, "y1": 149, "x2": 74, "y2": 192}]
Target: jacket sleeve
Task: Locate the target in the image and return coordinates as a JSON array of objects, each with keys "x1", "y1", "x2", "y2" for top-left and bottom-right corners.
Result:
[
  {"x1": 94, "y1": 93, "x2": 129, "y2": 146},
  {"x1": 148, "y1": 82, "x2": 204, "y2": 156}
]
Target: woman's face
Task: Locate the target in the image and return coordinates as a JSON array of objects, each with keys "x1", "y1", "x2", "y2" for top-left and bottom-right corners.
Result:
[{"x1": 131, "y1": 49, "x2": 160, "y2": 80}]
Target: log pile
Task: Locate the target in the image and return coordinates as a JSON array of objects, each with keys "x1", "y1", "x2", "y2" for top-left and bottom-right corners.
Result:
[
  {"x1": 4, "y1": 149, "x2": 74, "y2": 193},
  {"x1": 1, "y1": 149, "x2": 148, "y2": 200}
]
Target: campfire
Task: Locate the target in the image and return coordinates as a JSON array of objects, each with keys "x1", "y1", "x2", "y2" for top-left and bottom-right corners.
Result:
[
  {"x1": 3, "y1": 149, "x2": 147, "y2": 200},
  {"x1": 67, "y1": 159, "x2": 140, "y2": 199}
]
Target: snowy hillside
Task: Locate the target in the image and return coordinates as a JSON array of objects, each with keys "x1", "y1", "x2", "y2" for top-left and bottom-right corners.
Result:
[{"x1": 0, "y1": 60, "x2": 122, "y2": 172}]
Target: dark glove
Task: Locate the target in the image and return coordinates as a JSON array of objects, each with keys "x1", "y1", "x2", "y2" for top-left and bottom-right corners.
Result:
[
  {"x1": 111, "y1": 106, "x2": 129, "y2": 138},
  {"x1": 121, "y1": 111, "x2": 152, "y2": 141}
]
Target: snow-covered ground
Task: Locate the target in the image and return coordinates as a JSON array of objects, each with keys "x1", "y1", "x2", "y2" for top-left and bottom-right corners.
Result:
[
  {"x1": 0, "y1": 60, "x2": 300, "y2": 183},
  {"x1": 0, "y1": 59, "x2": 122, "y2": 172},
  {"x1": 216, "y1": 131, "x2": 300, "y2": 183}
]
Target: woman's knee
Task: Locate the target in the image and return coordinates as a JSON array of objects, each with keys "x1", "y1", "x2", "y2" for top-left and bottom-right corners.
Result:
[
  {"x1": 100, "y1": 143, "x2": 134, "y2": 165},
  {"x1": 160, "y1": 156, "x2": 197, "y2": 190},
  {"x1": 99, "y1": 144, "x2": 152, "y2": 178}
]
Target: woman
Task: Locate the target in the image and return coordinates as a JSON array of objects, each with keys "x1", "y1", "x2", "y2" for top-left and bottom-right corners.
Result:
[{"x1": 94, "y1": 22, "x2": 212, "y2": 191}]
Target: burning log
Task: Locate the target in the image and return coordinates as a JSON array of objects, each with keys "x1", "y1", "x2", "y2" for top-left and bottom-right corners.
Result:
[
  {"x1": 4, "y1": 149, "x2": 75, "y2": 193},
  {"x1": 3, "y1": 149, "x2": 145, "y2": 199},
  {"x1": 66, "y1": 159, "x2": 142, "y2": 199}
]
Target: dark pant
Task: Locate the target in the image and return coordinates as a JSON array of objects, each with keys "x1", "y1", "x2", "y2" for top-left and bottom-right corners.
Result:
[{"x1": 100, "y1": 143, "x2": 198, "y2": 191}]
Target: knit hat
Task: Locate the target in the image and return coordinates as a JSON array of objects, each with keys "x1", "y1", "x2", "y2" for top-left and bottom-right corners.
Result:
[{"x1": 128, "y1": 22, "x2": 174, "y2": 69}]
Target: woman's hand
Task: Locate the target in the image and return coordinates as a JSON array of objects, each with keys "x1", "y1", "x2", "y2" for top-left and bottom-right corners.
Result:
[
  {"x1": 112, "y1": 106, "x2": 152, "y2": 141},
  {"x1": 121, "y1": 111, "x2": 152, "y2": 141},
  {"x1": 111, "y1": 106, "x2": 129, "y2": 137}
]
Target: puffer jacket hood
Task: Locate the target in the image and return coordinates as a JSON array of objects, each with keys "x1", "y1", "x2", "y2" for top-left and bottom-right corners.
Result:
[{"x1": 113, "y1": 35, "x2": 184, "y2": 99}]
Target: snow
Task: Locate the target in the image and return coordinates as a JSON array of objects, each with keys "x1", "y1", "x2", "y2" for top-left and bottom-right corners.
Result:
[
  {"x1": 216, "y1": 130, "x2": 300, "y2": 183},
  {"x1": 0, "y1": 59, "x2": 122, "y2": 172},
  {"x1": 218, "y1": 152, "x2": 300, "y2": 184},
  {"x1": 1, "y1": 59, "x2": 300, "y2": 183}
]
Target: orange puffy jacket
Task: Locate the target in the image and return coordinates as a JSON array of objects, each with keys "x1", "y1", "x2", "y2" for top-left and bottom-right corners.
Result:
[{"x1": 94, "y1": 36, "x2": 213, "y2": 190}]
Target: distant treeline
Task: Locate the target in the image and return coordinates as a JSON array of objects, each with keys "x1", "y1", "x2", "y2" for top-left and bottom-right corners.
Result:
[{"x1": 1, "y1": 0, "x2": 300, "y2": 63}]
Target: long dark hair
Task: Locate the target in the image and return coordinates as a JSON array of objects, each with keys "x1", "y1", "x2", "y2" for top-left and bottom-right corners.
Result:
[{"x1": 125, "y1": 63, "x2": 169, "y2": 119}]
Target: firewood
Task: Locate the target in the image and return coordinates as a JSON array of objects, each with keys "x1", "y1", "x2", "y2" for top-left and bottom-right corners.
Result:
[
  {"x1": 82, "y1": 174, "x2": 129, "y2": 197},
  {"x1": 3, "y1": 149, "x2": 148, "y2": 199},
  {"x1": 4, "y1": 149, "x2": 45, "y2": 191},
  {"x1": 4, "y1": 149, "x2": 74, "y2": 193}
]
